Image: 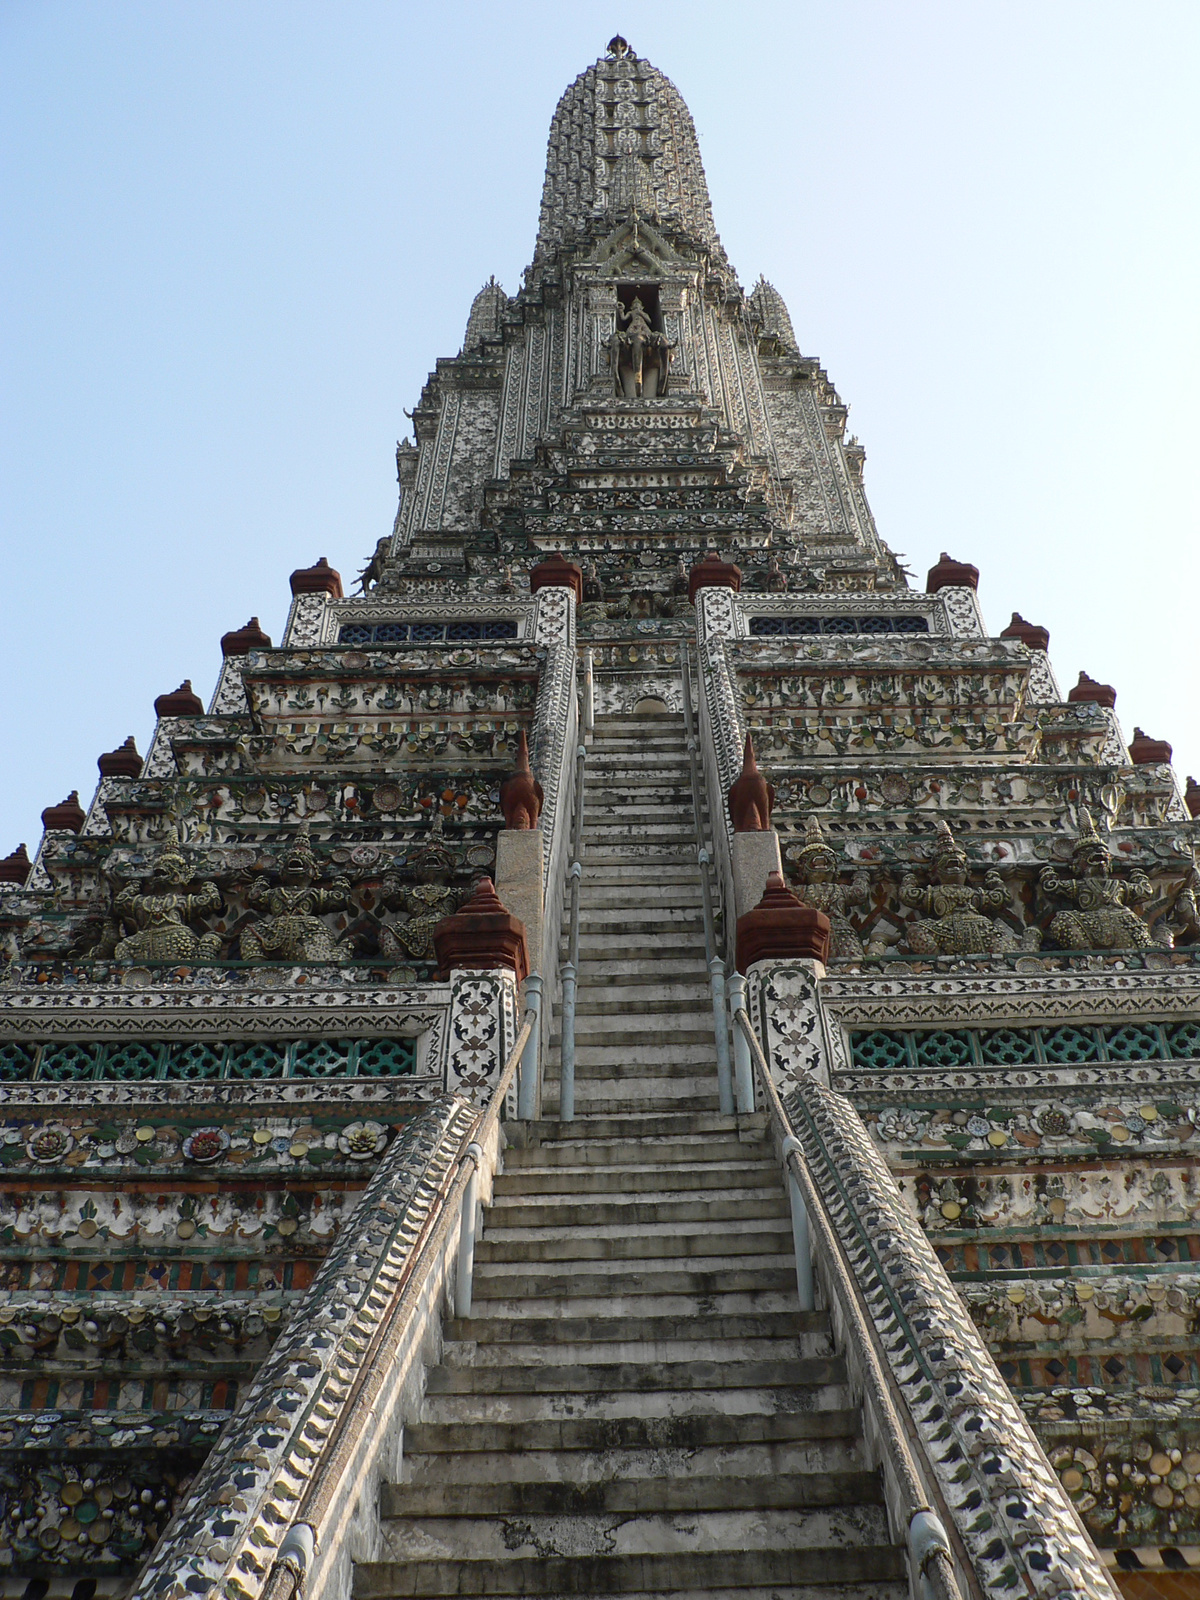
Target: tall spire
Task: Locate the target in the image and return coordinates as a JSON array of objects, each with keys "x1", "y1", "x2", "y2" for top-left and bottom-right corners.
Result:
[
  {"x1": 535, "y1": 39, "x2": 725, "y2": 264},
  {"x1": 461, "y1": 277, "x2": 508, "y2": 355}
]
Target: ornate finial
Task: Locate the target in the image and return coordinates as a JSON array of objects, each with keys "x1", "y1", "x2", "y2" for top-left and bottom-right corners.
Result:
[
  {"x1": 931, "y1": 819, "x2": 968, "y2": 870},
  {"x1": 607, "y1": 35, "x2": 630, "y2": 57}
]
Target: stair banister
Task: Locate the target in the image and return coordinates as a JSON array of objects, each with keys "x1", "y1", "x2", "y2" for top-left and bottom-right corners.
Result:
[
  {"x1": 582, "y1": 647, "x2": 595, "y2": 739},
  {"x1": 680, "y1": 645, "x2": 734, "y2": 1114},
  {"x1": 559, "y1": 740, "x2": 587, "y2": 1121},
  {"x1": 516, "y1": 973, "x2": 542, "y2": 1120}
]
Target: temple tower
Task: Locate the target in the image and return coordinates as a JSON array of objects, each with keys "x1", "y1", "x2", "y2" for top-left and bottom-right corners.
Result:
[{"x1": 0, "y1": 37, "x2": 1195, "y2": 1600}]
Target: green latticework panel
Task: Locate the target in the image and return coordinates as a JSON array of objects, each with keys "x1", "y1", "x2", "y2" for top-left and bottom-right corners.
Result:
[
  {"x1": 226, "y1": 1042, "x2": 287, "y2": 1079},
  {"x1": 850, "y1": 1032, "x2": 908, "y2": 1070},
  {"x1": 102, "y1": 1042, "x2": 162, "y2": 1080},
  {"x1": 978, "y1": 1029, "x2": 1037, "y2": 1065},
  {"x1": 1041, "y1": 1026, "x2": 1100, "y2": 1064},
  {"x1": 168, "y1": 1042, "x2": 224, "y2": 1080},
  {"x1": 914, "y1": 1030, "x2": 973, "y2": 1069},
  {"x1": 0, "y1": 1043, "x2": 35, "y2": 1081},
  {"x1": 1102, "y1": 1025, "x2": 1164, "y2": 1063},
  {"x1": 1167, "y1": 1022, "x2": 1200, "y2": 1060},
  {"x1": 357, "y1": 1039, "x2": 417, "y2": 1077},
  {"x1": 39, "y1": 1043, "x2": 100, "y2": 1081},
  {"x1": 292, "y1": 1040, "x2": 354, "y2": 1078}
]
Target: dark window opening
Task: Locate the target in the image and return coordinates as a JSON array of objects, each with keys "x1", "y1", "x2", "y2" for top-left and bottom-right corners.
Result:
[{"x1": 617, "y1": 283, "x2": 665, "y2": 333}]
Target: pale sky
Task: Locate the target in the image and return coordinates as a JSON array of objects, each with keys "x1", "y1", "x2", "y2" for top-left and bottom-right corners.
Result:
[{"x1": 2, "y1": 1, "x2": 1198, "y2": 853}]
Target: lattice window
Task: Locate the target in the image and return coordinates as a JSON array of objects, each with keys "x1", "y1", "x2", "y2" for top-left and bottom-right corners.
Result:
[
  {"x1": 168, "y1": 1043, "x2": 224, "y2": 1080},
  {"x1": 1167, "y1": 1022, "x2": 1200, "y2": 1060},
  {"x1": 291, "y1": 1039, "x2": 355, "y2": 1078},
  {"x1": 226, "y1": 1042, "x2": 287, "y2": 1079},
  {"x1": 337, "y1": 619, "x2": 518, "y2": 647},
  {"x1": 338, "y1": 624, "x2": 374, "y2": 645},
  {"x1": 913, "y1": 1030, "x2": 974, "y2": 1069},
  {"x1": 1040, "y1": 1026, "x2": 1101, "y2": 1064},
  {"x1": 748, "y1": 615, "x2": 931, "y2": 638},
  {"x1": 0, "y1": 1043, "x2": 35, "y2": 1081},
  {"x1": 102, "y1": 1043, "x2": 162, "y2": 1081},
  {"x1": 1103, "y1": 1025, "x2": 1164, "y2": 1063},
  {"x1": 357, "y1": 1039, "x2": 417, "y2": 1077},
  {"x1": 850, "y1": 1031, "x2": 909, "y2": 1070},
  {"x1": 978, "y1": 1029, "x2": 1037, "y2": 1065},
  {"x1": 39, "y1": 1043, "x2": 100, "y2": 1081}
]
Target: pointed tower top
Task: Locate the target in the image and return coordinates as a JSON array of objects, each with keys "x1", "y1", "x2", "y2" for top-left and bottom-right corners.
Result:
[
  {"x1": 461, "y1": 277, "x2": 508, "y2": 354},
  {"x1": 749, "y1": 278, "x2": 798, "y2": 351},
  {"x1": 536, "y1": 47, "x2": 725, "y2": 264}
]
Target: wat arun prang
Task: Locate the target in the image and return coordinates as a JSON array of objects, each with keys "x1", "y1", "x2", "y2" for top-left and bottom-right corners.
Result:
[{"x1": 0, "y1": 33, "x2": 1197, "y2": 1596}]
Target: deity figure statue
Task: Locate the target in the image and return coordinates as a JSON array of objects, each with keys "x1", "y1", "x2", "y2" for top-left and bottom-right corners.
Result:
[
  {"x1": 785, "y1": 818, "x2": 869, "y2": 959},
  {"x1": 900, "y1": 822, "x2": 1028, "y2": 955},
  {"x1": 1039, "y1": 811, "x2": 1155, "y2": 950},
  {"x1": 582, "y1": 561, "x2": 604, "y2": 603},
  {"x1": 112, "y1": 846, "x2": 223, "y2": 962},
  {"x1": 765, "y1": 556, "x2": 789, "y2": 593},
  {"x1": 240, "y1": 822, "x2": 352, "y2": 963},
  {"x1": 375, "y1": 846, "x2": 461, "y2": 961},
  {"x1": 608, "y1": 297, "x2": 672, "y2": 399},
  {"x1": 355, "y1": 536, "x2": 389, "y2": 594}
]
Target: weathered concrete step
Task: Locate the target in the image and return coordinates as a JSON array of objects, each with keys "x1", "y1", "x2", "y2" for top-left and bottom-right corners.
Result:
[
  {"x1": 567, "y1": 991, "x2": 712, "y2": 1014},
  {"x1": 575, "y1": 934, "x2": 708, "y2": 954},
  {"x1": 440, "y1": 1333, "x2": 824, "y2": 1368},
  {"x1": 526, "y1": 1110, "x2": 767, "y2": 1141},
  {"x1": 493, "y1": 1160, "x2": 776, "y2": 1194},
  {"x1": 584, "y1": 869, "x2": 702, "y2": 886},
  {"x1": 569, "y1": 911, "x2": 706, "y2": 933},
  {"x1": 561, "y1": 1093, "x2": 724, "y2": 1117},
  {"x1": 571, "y1": 887, "x2": 703, "y2": 909},
  {"x1": 426, "y1": 1356, "x2": 843, "y2": 1396},
  {"x1": 471, "y1": 1264, "x2": 797, "y2": 1300},
  {"x1": 420, "y1": 1380, "x2": 848, "y2": 1425},
  {"x1": 556, "y1": 1034, "x2": 715, "y2": 1059},
  {"x1": 404, "y1": 1406, "x2": 860, "y2": 1456},
  {"x1": 573, "y1": 965, "x2": 712, "y2": 987},
  {"x1": 355, "y1": 1542, "x2": 905, "y2": 1597},
  {"x1": 475, "y1": 1222, "x2": 789, "y2": 1263},
  {"x1": 446, "y1": 1309, "x2": 823, "y2": 1345},
  {"x1": 502, "y1": 1139, "x2": 766, "y2": 1172},
  {"x1": 486, "y1": 1193, "x2": 788, "y2": 1228},
  {"x1": 382, "y1": 1469, "x2": 880, "y2": 1518}
]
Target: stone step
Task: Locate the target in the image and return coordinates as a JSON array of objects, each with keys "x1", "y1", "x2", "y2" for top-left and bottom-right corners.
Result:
[
  {"x1": 575, "y1": 935, "x2": 709, "y2": 958},
  {"x1": 552, "y1": 1027, "x2": 714, "y2": 1051},
  {"x1": 383, "y1": 1468, "x2": 879, "y2": 1517},
  {"x1": 441, "y1": 1332, "x2": 822, "y2": 1368},
  {"x1": 570, "y1": 887, "x2": 703, "y2": 909},
  {"x1": 583, "y1": 824, "x2": 698, "y2": 842},
  {"x1": 355, "y1": 1542, "x2": 904, "y2": 1597},
  {"x1": 473, "y1": 1287, "x2": 802, "y2": 1320},
  {"x1": 569, "y1": 909, "x2": 707, "y2": 931},
  {"x1": 426, "y1": 1354, "x2": 842, "y2": 1396},
  {"x1": 492, "y1": 1161, "x2": 776, "y2": 1195},
  {"x1": 554, "y1": 991, "x2": 712, "y2": 1016},
  {"x1": 470, "y1": 1263, "x2": 798, "y2": 1301},
  {"x1": 485, "y1": 1192, "x2": 788, "y2": 1229},
  {"x1": 583, "y1": 865, "x2": 702, "y2": 883},
  {"x1": 571, "y1": 967, "x2": 713, "y2": 989},
  {"x1": 474, "y1": 1221, "x2": 790, "y2": 1263},
  {"x1": 445, "y1": 1310, "x2": 824, "y2": 1345},
  {"x1": 524, "y1": 1110, "x2": 766, "y2": 1141},
  {"x1": 419, "y1": 1378, "x2": 848, "y2": 1425},
  {"x1": 556, "y1": 1044, "x2": 716, "y2": 1072},
  {"x1": 555, "y1": 1092, "x2": 724, "y2": 1117},
  {"x1": 502, "y1": 1135, "x2": 760, "y2": 1168}
]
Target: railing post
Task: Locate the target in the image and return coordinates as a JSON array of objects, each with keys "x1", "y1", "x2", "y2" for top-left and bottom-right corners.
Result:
[
  {"x1": 583, "y1": 649, "x2": 595, "y2": 739},
  {"x1": 517, "y1": 974, "x2": 542, "y2": 1121},
  {"x1": 708, "y1": 948, "x2": 733, "y2": 1116},
  {"x1": 560, "y1": 863, "x2": 581, "y2": 1122},
  {"x1": 781, "y1": 1136, "x2": 814, "y2": 1311},
  {"x1": 908, "y1": 1510, "x2": 954, "y2": 1600},
  {"x1": 454, "y1": 1141, "x2": 483, "y2": 1319},
  {"x1": 728, "y1": 975, "x2": 755, "y2": 1114}
]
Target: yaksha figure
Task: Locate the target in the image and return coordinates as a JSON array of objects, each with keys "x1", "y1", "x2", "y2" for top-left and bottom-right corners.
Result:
[
  {"x1": 608, "y1": 296, "x2": 672, "y2": 399},
  {"x1": 900, "y1": 821, "x2": 1026, "y2": 955},
  {"x1": 786, "y1": 818, "x2": 868, "y2": 959},
  {"x1": 376, "y1": 846, "x2": 460, "y2": 961},
  {"x1": 240, "y1": 822, "x2": 352, "y2": 963},
  {"x1": 1040, "y1": 811, "x2": 1155, "y2": 950},
  {"x1": 113, "y1": 846, "x2": 223, "y2": 963}
]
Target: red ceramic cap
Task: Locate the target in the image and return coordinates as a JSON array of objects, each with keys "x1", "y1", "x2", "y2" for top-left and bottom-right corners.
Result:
[
  {"x1": 688, "y1": 550, "x2": 743, "y2": 606},
  {"x1": 98, "y1": 736, "x2": 142, "y2": 778},
  {"x1": 154, "y1": 681, "x2": 204, "y2": 718},
  {"x1": 0, "y1": 844, "x2": 31, "y2": 884},
  {"x1": 1129, "y1": 728, "x2": 1173, "y2": 765},
  {"x1": 289, "y1": 557, "x2": 343, "y2": 598},
  {"x1": 926, "y1": 553, "x2": 979, "y2": 593},
  {"x1": 1067, "y1": 672, "x2": 1117, "y2": 709},
  {"x1": 999, "y1": 613, "x2": 1050, "y2": 652},
  {"x1": 1185, "y1": 777, "x2": 1200, "y2": 819},
  {"x1": 735, "y1": 871, "x2": 831, "y2": 974},
  {"x1": 221, "y1": 617, "x2": 273, "y2": 656},
  {"x1": 529, "y1": 553, "x2": 583, "y2": 603},
  {"x1": 41, "y1": 793, "x2": 86, "y2": 833},
  {"x1": 432, "y1": 877, "x2": 529, "y2": 984}
]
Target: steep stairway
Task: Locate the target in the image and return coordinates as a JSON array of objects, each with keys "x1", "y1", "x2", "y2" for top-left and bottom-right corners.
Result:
[{"x1": 355, "y1": 711, "x2": 906, "y2": 1599}]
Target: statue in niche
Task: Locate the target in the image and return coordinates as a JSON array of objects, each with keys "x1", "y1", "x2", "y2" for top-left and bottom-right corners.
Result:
[
  {"x1": 765, "y1": 556, "x2": 789, "y2": 593},
  {"x1": 899, "y1": 821, "x2": 1031, "y2": 955},
  {"x1": 112, "y1": 846, "x2": 223, "y2": 963},
  {"x1": 608, "y1": 297, "x2": 672, "y2": 399},
  {"x1": 240, "y1": 822, "x2": 352, "y2": 963},
  {"x1": 582, "y1": 561, "x2": 604, "y2": 603},
  {"x1": 785, "y1": 818, "x2": 869, "y2": 959},
  {"x1": 376, "y1": 846, "x2": 462, "y2": 962},
  {"x1": 355, "y1": 537, "x2": 389, "y2": 594},
  {"x1": 1039, "y1": 811, "x2": 1155, "y2": 950}
]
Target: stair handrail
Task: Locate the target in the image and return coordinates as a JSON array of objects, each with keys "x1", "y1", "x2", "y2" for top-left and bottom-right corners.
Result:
[
  {"x1": 731, "y1": 996, "x2": 1118, "y2": 1600},
  {"x1": 558, "y1": 738, "x2": 587, "y2": 1122},
  {"x1": 728, "y1": 1000, "x2": 968, "y2": 1600},
  {"x1": 680, "y1": 645, "x2": 734, "y2": 1115}
]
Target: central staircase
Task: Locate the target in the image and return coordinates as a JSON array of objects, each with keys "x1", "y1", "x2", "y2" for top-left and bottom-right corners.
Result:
[{"x1": 355, "y1": 711, "x2": 906, "y2": 1598}]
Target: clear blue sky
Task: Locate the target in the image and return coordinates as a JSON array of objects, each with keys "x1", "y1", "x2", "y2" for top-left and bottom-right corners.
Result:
[{"x1": 2, "y1": 1, "x2": 1197, "y2": 853}]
